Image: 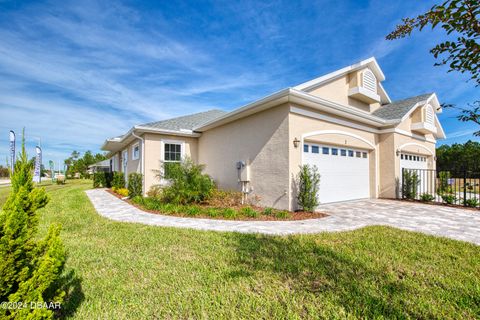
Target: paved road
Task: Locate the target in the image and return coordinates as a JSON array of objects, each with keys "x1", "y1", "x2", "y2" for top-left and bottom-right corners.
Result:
[{"x1": 86, "y1": 189, "x2": 480, "y2": 245}]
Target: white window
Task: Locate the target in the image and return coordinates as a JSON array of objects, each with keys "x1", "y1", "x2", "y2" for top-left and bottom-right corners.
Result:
[
  {"x1": 425, "y1": 104, "x2": 434, "y2": 125},
  {"x1": 132, "y1": 143, "x2": 140, "y2": 160},
  {"x1": 362, "y1": 69, "x2": 377, "y2": 93},
  {"x1": 162, "y1": 140, "x2": 184, "y2": 179}
]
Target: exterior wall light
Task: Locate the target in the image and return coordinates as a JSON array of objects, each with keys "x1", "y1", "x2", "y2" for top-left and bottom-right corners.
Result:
[
  {"x1": 396, "y1": 149, "x2": 400, "y2": 157},
  {"x1": 293, "y1": 137, "x2": 300, "y2": 148}
]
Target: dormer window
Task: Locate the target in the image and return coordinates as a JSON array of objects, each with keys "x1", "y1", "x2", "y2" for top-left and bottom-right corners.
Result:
[
  {"x1": 362, "y1": 69, "x2": 377, "y2": 93},
  {"x1": 425, "y1": 104, "x2": 434, "y2": 125},
  {"x1": 348, "y1": 68, "x2": 380, "y2": 103}
]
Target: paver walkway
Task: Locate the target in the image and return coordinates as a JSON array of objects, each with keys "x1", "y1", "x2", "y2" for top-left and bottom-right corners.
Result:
[{"x1": 86, "y1": 189, "x2": 480, "y2": 245}]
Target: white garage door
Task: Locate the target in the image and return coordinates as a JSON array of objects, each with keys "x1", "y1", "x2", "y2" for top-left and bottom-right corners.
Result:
[
  {"x1": 400, "y1": 153, "x2": 429, "y2": 194},
  {"x1": 303, "y1": 143, "x2": 370, "y2": 204}
]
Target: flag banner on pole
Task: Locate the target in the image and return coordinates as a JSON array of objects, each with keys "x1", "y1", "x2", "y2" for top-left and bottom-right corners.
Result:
[
  {"x1": 9, "y1": 130, "x2": 15, "y2": 173},
  {"x1": 49, "y1": 160, "x2": 55, "y2": 181},
  {"x1": 33, "y1": 146, "x2": 42, "y2": 183}
]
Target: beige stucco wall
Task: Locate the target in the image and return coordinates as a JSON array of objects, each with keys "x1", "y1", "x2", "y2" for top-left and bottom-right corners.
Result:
[
  {"x1": 143, "y1": 133, "x2": 199, "y2": 194},
  {"x1": 288, "y1": 106, "x2": 379, "y2": 210},
  {"x1": 198, "y1": 104, "x2": 290, "y2": 209}
]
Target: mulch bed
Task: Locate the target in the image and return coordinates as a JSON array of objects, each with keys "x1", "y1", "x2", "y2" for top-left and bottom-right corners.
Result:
[{"x1": 106, "y1": 189, "x2": 328, "y2": 221}]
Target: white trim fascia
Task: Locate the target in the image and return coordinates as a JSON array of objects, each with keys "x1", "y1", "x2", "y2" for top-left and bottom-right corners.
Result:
[
  {"x1": 290, "y1": 106, "x2": 437, "y2": 143},
  {"x1": 134, "y1": 126, "x2": 201, "y2": 137},
  {"x1": 294, "y1": 57, "x2": 386, "y2": 92},
  {"x1": 378, "y1": 82, "x2": 392, "y2": 103}
]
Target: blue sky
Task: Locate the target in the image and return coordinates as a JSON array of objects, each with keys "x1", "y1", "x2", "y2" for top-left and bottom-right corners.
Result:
[{"x1": 0, "y1": 0, "x2": 479, "y2": 166}]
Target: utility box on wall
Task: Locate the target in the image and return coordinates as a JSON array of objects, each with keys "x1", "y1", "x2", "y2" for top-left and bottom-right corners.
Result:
[{"x1": 236, "y1": 160, "x2": 250, "y2": 182}]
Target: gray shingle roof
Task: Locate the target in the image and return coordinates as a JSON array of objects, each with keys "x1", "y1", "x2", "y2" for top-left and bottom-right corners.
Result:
[
  {"x1": 139, "y1": 109, "x2": 227, "y2": 131},
  {"x1": 372, "y1": 93, "x2": 433, "y2": 121}
]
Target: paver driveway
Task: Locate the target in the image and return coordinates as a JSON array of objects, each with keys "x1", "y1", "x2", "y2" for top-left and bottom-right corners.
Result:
[{"x1": 86, "y1": 189, "x2": 480, "y2": 245}]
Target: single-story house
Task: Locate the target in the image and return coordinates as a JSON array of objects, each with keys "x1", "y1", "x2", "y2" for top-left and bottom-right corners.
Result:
[{"x1": 101, "y1": 57, "x2": 445, "y2": 210}]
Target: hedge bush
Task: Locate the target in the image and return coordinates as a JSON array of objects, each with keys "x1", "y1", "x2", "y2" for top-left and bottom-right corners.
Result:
[
  {"x1": 93, "y1": 172, "x2": 113, "y2": 188},
  {"x1": 402, "y1": 171, "x2": 419, "y2": 199},
  {"x1": 128, "y1": 173, "x2": 143, "y2": 198},
  {"x1": 112, "y1": 172, "x2": 125, "y2": 189}
]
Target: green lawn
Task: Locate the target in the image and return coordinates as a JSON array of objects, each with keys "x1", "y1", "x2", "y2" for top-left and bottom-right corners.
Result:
[{"x1": 1, "y1": 180, "x2": 479, "y2": 319}]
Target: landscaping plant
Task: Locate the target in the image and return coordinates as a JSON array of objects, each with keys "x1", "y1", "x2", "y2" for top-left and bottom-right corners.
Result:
[
  {"x1": 441, "y1": 193, "x2": 457, "y2": 205},
  {"x1": 420, "y1": 193, "x2": 435, "y2": 202},
  {"x1": 464, "y1": 198, "x2": 479, "y2": 208},
  {"x1": 402, "y1": 170, "x2": 419, "y2": 199},
  {"x1": 296, "y1": 164, "x2": 320, "y2": 212},
  {"x1": 127, "y1": 173, "x2": 143, "y2": 198},
  {"x1": 0, "y1": 137, "x2": 66, "y2": 319},
  {"x1": 156, "y1": 158, "x2": 214, "y2": 204},
  {"x1": 112, "y1": 172, "x2": 125, "y2": 189}
]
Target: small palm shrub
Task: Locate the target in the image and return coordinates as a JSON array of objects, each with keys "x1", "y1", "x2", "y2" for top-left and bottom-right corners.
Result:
[
  {"x1": 402, "y1": 170, "x2": 419, "y2": 199},
  {"x1": 112, "y1": 172, "x2": 125, "y2": 189},
  {"x1": 146, "y1": 185, "x2": 163, "y2": 198},
  {"x1": 297, "y1": 164, "x2": 320, "y2": 212},
  {"x1": 128, "y1": 173, "x2": 143, "y2": 198},
  {"x1": 0, "y1": 136, "x2": 66, "y2": 319},
  {"x1": 441, "y1": 194, "x2": 457, "y2": 205},
  {"x1": 464, "y1": 198, "x2": 479, "y2": 208},
  {"x1": 420, "y1": 193, "x2": 435, "y2": 202},
  {"x1": 157, "y1": 158, "x2": 214, "y2": 204}
]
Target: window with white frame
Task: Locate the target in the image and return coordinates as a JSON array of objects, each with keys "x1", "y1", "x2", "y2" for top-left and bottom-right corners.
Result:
[
  {"x1": 132, "y1": 143, "x2": 140, "y2": 160},
  {"x1": 362, "y1": 69, "x2": 377, "y2": 93},
  {"x1": 163, "y1": 142, "x2": 183, "y2": 179}
]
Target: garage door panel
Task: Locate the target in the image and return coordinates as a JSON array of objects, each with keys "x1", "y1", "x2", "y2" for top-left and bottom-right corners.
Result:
[{"x1": 304, "y1": 143, "x2": 370, "y2": 204}]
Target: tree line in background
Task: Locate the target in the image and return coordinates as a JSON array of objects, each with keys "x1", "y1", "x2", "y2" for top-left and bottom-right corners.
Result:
[
  {"x1": 436, "y1": 140, "x2": 480, "y2": 171},
  {"x1": 64, "y1": 150, "x2": 106, "y2": 178}
]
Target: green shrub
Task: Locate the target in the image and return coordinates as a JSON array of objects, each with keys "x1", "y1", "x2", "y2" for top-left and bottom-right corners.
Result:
[
  {"x1": 241, "y1": 206, "x2": 259, "y2": 218},
  {"x1": 93, "y1": 172, "x2": 113, "y2": 188},
  {"x1": 263, "y1": 207, "x2": 274, "y2": 215},
  {"x1": 441, "y1": 194, "x2": 457, "y2": 205},
  {"x1": 297, "y1": 164, "x2": 321, "y2": 212},
  {"x1": 420, "y1": 193, "x2": 435, "y2": 202},
  {"x1": 222, "y1": 208, "x2": 237, "y2": 219},
  {"x1": 147, "y1": 185, "x2": 163, "y2": 198},
  {"x1": 464, "y1": 198, "x2": 479, "y2": 208},
  {"x1": 185, "y1": 205, "x2": 202, "y2": 216},
  {"x1": 112, "y1": 172, "x2": 125, "y2": 189},
  {"x1": 206, "y1": 208, "x2": 220, "y2": 217},
  {"x1": 402, "y1": 170, "x2": 419, "y2": 199},
  {"x1": 128, "y1": 173, "x2": 143, "y2": 198},
  {"x1": 0, "y1": 135, "x2": 66, "y2": 319},
  {"x1": 157, "y1": 158, "x2": 214, "y2": 204},
  {"x1": 275, "y1": 210, "x2": 291, "y2": 219}
]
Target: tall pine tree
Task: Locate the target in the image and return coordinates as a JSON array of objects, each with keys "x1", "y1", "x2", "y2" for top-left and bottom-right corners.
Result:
[{"x1": 0, "y1": 132, "x2": 66, "y2": 319}]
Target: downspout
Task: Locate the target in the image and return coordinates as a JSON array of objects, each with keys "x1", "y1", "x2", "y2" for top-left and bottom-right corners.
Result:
[{"x1": 132, "y1": 131, "x2": 145, "y2": 195}]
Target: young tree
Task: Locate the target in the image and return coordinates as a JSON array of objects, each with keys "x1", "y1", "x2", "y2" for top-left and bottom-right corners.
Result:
[
  {"x1": 386, "y1": 0, "x2": 480, "y2": 134},
  {"x1": 0, "y1": 135, "x2": 66, "y2": 319}
]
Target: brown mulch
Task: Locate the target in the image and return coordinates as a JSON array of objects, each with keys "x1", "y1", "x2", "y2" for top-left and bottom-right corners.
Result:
[{"x1": 106, "y1": 189, "x2": 328, "y2": 221}]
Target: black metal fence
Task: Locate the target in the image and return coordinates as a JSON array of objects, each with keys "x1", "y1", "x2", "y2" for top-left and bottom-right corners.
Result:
[{"x1": 401, "y1": 168, "x2": 480, "y2": 208}]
